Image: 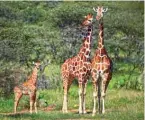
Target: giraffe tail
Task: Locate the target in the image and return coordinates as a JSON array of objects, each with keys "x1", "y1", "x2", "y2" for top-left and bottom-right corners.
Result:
[{"x1": 97, "y1": 72, "x2": 102, "y2": 114}]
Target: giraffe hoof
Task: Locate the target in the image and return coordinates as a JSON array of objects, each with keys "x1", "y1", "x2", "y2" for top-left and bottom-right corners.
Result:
[
  {"x1": 102, "y1": 110, "x2": 105, "y2": 114},
  {"x1": 62, "y1": 110, "x2": 68, "y2": 113},
  {"x1": 83, "y1": 111, "x2": 87, "y2": 114},
  {"x1": 92, "y1": 110, "x2": 96, "y2": 116},
  {"x1": 63, "y1": 111, "x2": 68, "y2": 113},
  {"x1": 79, "y1": 111, "x2": 83, "y2": 114}
]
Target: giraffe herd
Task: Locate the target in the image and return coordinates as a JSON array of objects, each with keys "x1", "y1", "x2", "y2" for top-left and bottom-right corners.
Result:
[{"x1": 14, "y1": 6, "x2": 113, "y2": 116}]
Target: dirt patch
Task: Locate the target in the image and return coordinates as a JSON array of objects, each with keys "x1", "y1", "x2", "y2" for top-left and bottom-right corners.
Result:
[
  {"x1": 41, "y1": 104, "x2": 56, "y2": 112},
  {"x1": 0, "y1": 109, "x2": 29, "y2": 116},
  {"x1": 0, "y1": 104, "x2": 56, "y2": 116}
]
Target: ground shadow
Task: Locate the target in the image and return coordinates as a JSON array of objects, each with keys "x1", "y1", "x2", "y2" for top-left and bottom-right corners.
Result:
[{"x1": 69, "y1": 109, "x2": 92, "y2": 114}]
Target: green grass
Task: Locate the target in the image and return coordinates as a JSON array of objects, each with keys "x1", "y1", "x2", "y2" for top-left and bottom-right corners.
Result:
[
  {"x1": 0, "y1": 86, "x2": 143, "y2": 120},
  {"x1": 0, "y1": 97, "x2": 14, "y2": 113}
]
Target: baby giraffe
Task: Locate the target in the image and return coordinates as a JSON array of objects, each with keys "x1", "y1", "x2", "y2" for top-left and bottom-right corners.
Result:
[{"x1": 14, "y1": 61, "x2": 40, "y2": 114}]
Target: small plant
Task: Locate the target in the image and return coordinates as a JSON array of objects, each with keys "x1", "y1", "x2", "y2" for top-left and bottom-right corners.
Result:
[{"x1": 69, "y1": 87, "x2": 78, "y2": 98}]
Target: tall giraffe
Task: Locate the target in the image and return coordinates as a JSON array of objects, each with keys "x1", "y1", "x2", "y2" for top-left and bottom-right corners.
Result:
[
  {"x1": 61, "y1": 14, "x2": 93, "y2": 114},
  {"x1": 14, "y1": 61, "x2": 41, "y2": 114},
  {"x1": 91, "y1": 7, "x2": 113, "y2": 116}
]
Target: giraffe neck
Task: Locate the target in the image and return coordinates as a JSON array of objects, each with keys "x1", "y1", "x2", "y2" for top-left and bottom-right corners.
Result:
[
  {"x1": 98, "y1": 20, "x2": 104, "y2": 49},
  {"x1": 28, "y1": 66, "x2": 38, "y2": 85},
  {"x1": 78, "y1": 25, "x2": 92, "y2": 61},
  {"x1": 97, "y1": 19, "x2": 107, "y2": 56}
]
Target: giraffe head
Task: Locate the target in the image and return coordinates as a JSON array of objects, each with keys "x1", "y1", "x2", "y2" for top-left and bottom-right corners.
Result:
[
  {"x1": 93, "y1": 6, "x2": 108, "y2": 20},
  {"x1": 33, "y1": 61, "x2": 41, "y2": 69},
  {"x1": 82, "y1": 13, "x2": 93, "y2": 26}
]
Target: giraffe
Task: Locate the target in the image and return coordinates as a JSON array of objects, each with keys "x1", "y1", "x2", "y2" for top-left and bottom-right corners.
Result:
[
  {"x1": 61, "y1": 14, "x2": 93, "y2": 114},
  {"x1": 14, "y1": 61, "x2": 41, "y2": 114},
  {"x1": 91, "y1": 7, "x2": 113, "y2": 116}
]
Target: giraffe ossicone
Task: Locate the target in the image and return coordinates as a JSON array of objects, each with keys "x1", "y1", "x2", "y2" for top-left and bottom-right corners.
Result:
[{"x1": 93, "y1": 6, "x2": 108, "y2": 20}]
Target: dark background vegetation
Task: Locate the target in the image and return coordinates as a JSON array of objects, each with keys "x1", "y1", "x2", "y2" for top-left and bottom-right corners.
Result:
[{"x1": 0, "y1": 1, "x2": 144, "y2": 97}]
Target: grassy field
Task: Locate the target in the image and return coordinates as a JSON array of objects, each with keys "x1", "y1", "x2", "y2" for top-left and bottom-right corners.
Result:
[{"x1": 0, "y1": 85, "x2": 143, "y2": 120}]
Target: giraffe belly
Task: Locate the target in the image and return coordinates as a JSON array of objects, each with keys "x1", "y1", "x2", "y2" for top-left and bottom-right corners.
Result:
[
  {"x1": 22, "y1": 90, "x2": 29, "y2": 95},
  {"x1": 17, "y1": 85, "x2": 33, "y2": 95},
  {"x1": 93, "y1": 62, "x2": 110, "y2": 73}
]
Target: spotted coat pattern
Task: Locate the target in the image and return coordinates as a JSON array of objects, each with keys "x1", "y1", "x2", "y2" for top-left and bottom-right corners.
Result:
[
  {"x1": 91, "y1": 6, "x2": 113, "y2": 115},
  {"x1": 61, "y1": 14, "x2": 93, "y2": 114},
  {"x1": 14, "y1": 61, "x2": 40, "y2": 114}
]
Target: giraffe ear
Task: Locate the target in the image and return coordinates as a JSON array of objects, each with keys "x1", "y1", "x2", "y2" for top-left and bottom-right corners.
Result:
[
  {"x1": 88, "y1": 13, "x2": 92, "y2": 17},
  {"x1": 84, "y1": 16, "x2": 87, "y2": 18},
  {"x1": 32, "y1": 61, "x2": 35, "y2": 65}
]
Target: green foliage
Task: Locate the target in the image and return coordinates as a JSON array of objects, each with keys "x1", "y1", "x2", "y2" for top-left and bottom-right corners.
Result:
[
  {"x1": 0, "y1": 1, "x2": 143, "y2": 63},
  {"x1": 109, "y1": 61, "x2": 143, "y2": 90},
  {"x1": 43, "y1": 64, "x2": 61, "y2": 89},
  {"x1": 0, "y1": 1, "x2": 144, "y2": 97}
]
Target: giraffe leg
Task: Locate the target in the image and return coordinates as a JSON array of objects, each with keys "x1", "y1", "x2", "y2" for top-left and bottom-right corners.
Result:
[
  {"x1": 62, "y1": 77, "x2": 69, "y2": 113},
  {"x1": 101, "y1": 80, "x2": 106, "y2": 114},
  {"x1": 29, "y1": 93, "x2": 35, "y2": 114},
  {"x1": 101, "y1": 74, "x2": 110, "y2": 114},
  {"x1": 62, "y1": 86, "x2": 68, "y2": 113},
  {"x1": 62, "y1": 75, "x2": 73, "y2": 113},
  {"x1": 34, "y1": 101, "x2": 37, "y2": 114},
  {"x1": 92, "y1": 81, "x2": 97, "y2": 116},
  {"x1": 102, "y1": 95, "x2": 105, "y2": 114},
  {"x1": 14, "y1": 92, "x2": 22, "y2": 114},
  {"x1": 82, "y1": 83, "x2": 87, "y2": 114},
  {"x1": 92, "y1": 73, "x2": 99, "y2": 116},
  {"x1": 78, "y1": 82, "x2": 83, "y2": 114},
  {"x1": 98, "y1": 93, "x2": 101, "y2": 114},
  {"x1": 98, "y1": 73, "x2": 103, "y2": 114},
  {"x1": 34, "y1": 93, "x2": 37, "y2": 114},
  {"x1": 78, "y1": 80, "x2": 86, "y2": 114}
]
